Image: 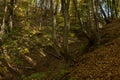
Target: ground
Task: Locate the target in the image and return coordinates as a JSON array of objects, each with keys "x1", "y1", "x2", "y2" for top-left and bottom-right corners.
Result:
[
  {"x1": 22, "y1": 19, "x2": 120, "y2": 80},
  {"x1": 66, "y1": 19, "x2": 120, "y2": 80},
  {"x1": 0, "y1": 19, "x2": 120, "y2": 80}
]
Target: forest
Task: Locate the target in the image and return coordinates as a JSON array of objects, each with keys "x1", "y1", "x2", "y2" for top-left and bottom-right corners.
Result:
[{"x1": 0, "y1": 0, "x2": 120, "y2": 80}]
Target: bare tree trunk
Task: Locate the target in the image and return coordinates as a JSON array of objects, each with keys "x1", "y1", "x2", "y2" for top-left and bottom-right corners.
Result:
[
  {"x1": 9, "y1": 0, "x2": 14, "y2": 31},
  {"x1": 50, "y1": 0, "x2": 61, "y2": 57},
  {"x1": 98, "y1": 0, "x2": 110, "y2": 24},
  {"x1": 113, "y1": 0, "x2": 119, "y2": 18},
  {"x1": 0, "y1": 0, "x2": 7, "y2": 40},
  {"x1": 72, "y1": 0, "x2": 91, "y2": 41},
  {"x1": 72, "y1": 0, "x2": 99, "y2": 47},
  {"x1": 92, "y1": 0, "x2": 101, "y2": 45},
  {"x1": 107, "y1": 0, "x2": 110, "y2": 18},
  {"x1": 85, "y1": 0, "x2": 93, "y2": 38},
  {"x1": 61, "y1": 0, "x2": 73, "y2": 63}
]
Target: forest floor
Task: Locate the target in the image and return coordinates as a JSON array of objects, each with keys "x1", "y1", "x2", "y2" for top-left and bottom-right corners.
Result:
[
  {"x1": 21, "y1": 19, "x2": 120, "y2": 80},
  {"x1": 0, "y1": 19, "x2": 120, "y2": 80},
  {"x1": 65, "y1": 19, "x2": 120, "y2": 80}
]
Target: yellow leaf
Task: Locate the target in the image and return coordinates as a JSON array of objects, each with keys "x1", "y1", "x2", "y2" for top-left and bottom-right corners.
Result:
[{"x1": 24, "y1": 48, "x2": 29, "y2": 53}]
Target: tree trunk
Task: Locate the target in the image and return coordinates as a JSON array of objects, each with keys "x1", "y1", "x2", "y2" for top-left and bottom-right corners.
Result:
[
  {"x1": 9, "y1": 0, "x2": 14, "y2": 31},
  {"x1": 73, "y1": 0, "x2": 93, "y2": 42},
  {"x1": 50, "y1": 0, "x2": 61, "y2": 57},
  {"x1": 92, "y1": 0, "x2": 101, "y2": 46},
  {"x1": 98, "y1": 0, "x2": 110, "y2": 24},
  {"x1": 61, "y1": 0, "x2": 72, "y2": 63},
  {"x1": 0, "y1": 0, "x2": 7, "y2": 40}
]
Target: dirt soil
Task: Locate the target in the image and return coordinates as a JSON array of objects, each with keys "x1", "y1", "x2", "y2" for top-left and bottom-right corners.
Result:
[{"x1": 65, "y1": 19, "x2": 120, "y2": 80}]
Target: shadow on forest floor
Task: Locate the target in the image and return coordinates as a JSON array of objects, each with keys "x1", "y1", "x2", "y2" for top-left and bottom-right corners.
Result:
[{"x1": 0, "y1": 19, "x2": 120, "y2": 80}]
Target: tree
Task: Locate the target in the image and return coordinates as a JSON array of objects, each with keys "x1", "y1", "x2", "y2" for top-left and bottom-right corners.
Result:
[
  {"x1": 8, "y1": 0, "x2": 14, "y2": 31},
  {"x1": 61, "y1": 0, "x2": 72, "y2": 62},
  {"x1": 0, "y1": 0, "x2": 7, "y2": 40},
  {"x1": 92, "y1": 0, "x2": 100, "y2": 45},
  {"x1": 50, "y1": 0, "x2": 61, "y2": 57},
  {"x1": 98, "y1": 0, "x2": 111, "y2": 23}
]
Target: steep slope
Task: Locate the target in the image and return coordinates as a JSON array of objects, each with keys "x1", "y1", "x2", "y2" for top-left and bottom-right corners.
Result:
[
  {"x1": 65, "y1": 19, "x2": 120, "y2": 80},
  {"x1": 101, "y1": 19, "x2": 120, "y2": 44}
]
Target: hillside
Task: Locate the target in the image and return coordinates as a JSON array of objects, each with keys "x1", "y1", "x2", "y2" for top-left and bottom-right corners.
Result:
[
  {"x1": 0, "y1": 18, "x2": 120, "y2": 80},
  {"x1": 64, "y1": 19, "x2": 120, "y2": 80}
]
